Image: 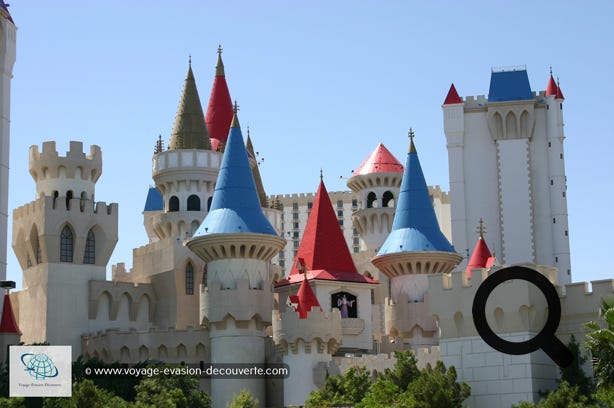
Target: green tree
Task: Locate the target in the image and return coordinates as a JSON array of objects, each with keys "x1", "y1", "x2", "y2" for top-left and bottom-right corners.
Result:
[
  {"x1": 227, "y1": 390, "x2": 258, "y2": 408},
  {"x1": 511, "y1": 381, "x2": 599, "y2": 408},
  {"x1": 403, "y1": 361, "x2": 470, "y2": 408},
  {"x1": 379, "y1": 350, "x2": 420, "y2": 391},
  {"x1": 585, "y1": 298, "x2": 614, "y2": 387},
  {"x1": 559, "y1": 335, "x2": 594, "y2": 399},
  {"x1": 42, "y1": 379, "x2": 130, "y2": 408},
  {"x1": 355, "y1": 377, "x2": 401, "y2": 408},
  {"x1": 305, "y1": 366, "x2": 371, "y2": 407}
]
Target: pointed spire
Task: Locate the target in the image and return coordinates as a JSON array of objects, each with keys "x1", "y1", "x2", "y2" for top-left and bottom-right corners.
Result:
[
  {"x1": 192, "y1": 109, "x2": 278, "y2": 236},
  {"x1": 443, "y1": 83, "x2": 463, "y2": 105},
  {"x1": 408, "y1": 128, "x2": 416, "y2": 154},
  {"x1": 377, "y1": 133, "x2": 456, "y2": 255},
  {"x1": 216, "y1": 45, "x2": 225, "y2": 76},
  {"x1": 245, "y1": 128, "x2": 268, "y2": 207},
  {"x1": 466, "y1": 219, "x2": 495, "y2": 277},
  {"x1": 352, "y1": 143, "x2": 404, "y2": 176},
  {"x1": 296, "y1": 275, "x2": 321, "y2": 319},
  {"x1": 206, "y1": 46, "x2": 234, "y2": 152},
  {"x1": 230, "y1": 100, "x2": 240, "y2": 128},
  {"x1": 0, "y1": 292, "x2": 21, "y2": 335},
  {"x1": 0, "y1": 0, "x2": 14, "y2": 24},
  {"x1": 154, "y1": 134, "x2": 164, "y2": 154},
  {"x1": 168, "y1": 60, "x2": 212, "y2": 150},
  {"x1": 546, "y1": 70, "x2": 558, "y2": 96}
]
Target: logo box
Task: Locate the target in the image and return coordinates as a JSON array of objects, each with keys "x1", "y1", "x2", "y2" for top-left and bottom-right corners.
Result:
[{"x1": 9, "y1": 345, "x2": 72, "y2": 397}]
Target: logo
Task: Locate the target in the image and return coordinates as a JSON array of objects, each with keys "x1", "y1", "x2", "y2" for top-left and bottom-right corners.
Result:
[
  {"x1": 21, "y1": 353, "x2": 60, "y2": 380},
  {"x1": 9, "y1": 345, "x2": 72, "y2": 397}
]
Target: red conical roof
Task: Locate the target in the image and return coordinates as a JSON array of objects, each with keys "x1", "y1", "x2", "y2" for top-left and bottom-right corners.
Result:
[
  {"x1": 205, "y1": 49, "x2": 233, "y2": 152},
  {"x1": 556, "y1": 82, "x2": 565, "y2": 100},
  {"x1": 546, "y1": 74, "x2": 558, "y2": 96},
  {"x1": 353, "y1": 143, "x2": 404, "y2": 176},
  {"x1": 443, "y1": 83, "x2": 463, "y2": 105},
  {"x1": 466, "y1": 237, "x2": 494, "y2": 279},
  {"x1": 276, "y1": 180, "x2": 378, "y2": 286},
  {"x1": 296, "y1": 276, "x2": 321, "y2": 319},
  {"x1": 0, "y1": 294, "x2": 21, "y2": 335}
]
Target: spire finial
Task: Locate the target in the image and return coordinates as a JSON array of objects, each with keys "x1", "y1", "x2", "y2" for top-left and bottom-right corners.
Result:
[
  {"x1": 476, "y1": 218, "x2": 487, "y2": 239},
  {"x1": 408, "y1": 128, "x2": 416, "y2": 153},
  {"x1": 217, "y1": 44, "x2": 223, "y2": 55},
  {"x1": 233, "y1": 100, "x2": 239, "y2": 114},
  {"x1": 247, "y1": 125, "x2": 250, "y2": 138},
  {"x1": 549, "y1": 65, "x2": 553, "y2": 75},
  {"x1": 189, "y1": 54, "x2": 192, "y2": 67},
  {"x1": 320, "y1": 168, "x2": 323, "y2": 181},
  {"x1": 154, "y1": 134, "x2": 164, "y2": 154},
  {"x1": 230, "y1": 100, "x2": 240, "y2": 128},
  {"x1": 215, "y1": 44, "x2": 225, "y2": 76}
]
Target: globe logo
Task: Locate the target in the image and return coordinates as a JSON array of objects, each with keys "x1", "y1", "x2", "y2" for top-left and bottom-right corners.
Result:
[{"x1": 20, "y1": 353, "x2": 59, "y2": 380}]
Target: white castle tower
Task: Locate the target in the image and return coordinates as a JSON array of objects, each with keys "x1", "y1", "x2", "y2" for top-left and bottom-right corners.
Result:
[
  {"x1": 442, "y1": 67, "x2": 571, "y2": 284},
  {"x1": 0, "y1": 3, "x2": 16, "y2": 282},
  {"x1": 186, "y1": 107, "x2": 286, "y2": 408},
  {"x1": 272, "y1": 275, "x2": 342, "y2": 407},
  {"x1": 11, "y1": 141, "x2": 118, "y2": 357},
  {"x1": 372, "y1": 131, "x2": 462, "y2": 349}
]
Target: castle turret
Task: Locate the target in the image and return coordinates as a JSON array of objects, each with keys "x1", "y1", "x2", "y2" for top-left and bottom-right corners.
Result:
[
  {"x1": 372, "y1": 131, "x2": 462, "y2": 348},
  {"x1": 272, "y1": 275, "x2": 342, "y2": 407},
  {"x1": 151, "y1": 60, "x2": 221, "y2": 240},
  {"x1": 0, "y1": 281, "x2": 21, "y2": 364},
  {"x1": 465, "y1": 219, "x2": 495, "y2": 278},
  {"x1": 0, "y1": 3, "x2": 16, "y2": 281},
  {"x1": 186, "y1": 106, "x2": 286, "y2": 408},
  {"x1": 205, "y1": 46, "x2": 233, "y2": 152},
  {"x1": 275, "y1": 177, "x2": 378, "y2": 352},
  {"x1": 11, "y1": 141, "x2": 118, "y2": 358}
]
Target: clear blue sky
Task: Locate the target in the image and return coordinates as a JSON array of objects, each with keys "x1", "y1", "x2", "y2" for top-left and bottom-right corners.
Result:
[{"x1": 5, "y1": 1, "x2": 614, "y2": 288}]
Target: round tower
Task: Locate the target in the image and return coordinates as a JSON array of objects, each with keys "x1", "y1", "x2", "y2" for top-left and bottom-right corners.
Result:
[
  {"x1": 346, "y1": 143, "x2": 403, "y2": 251},
  {"x1": 151, "y1": 60, "x2": 222, "y2": 240},
  {"x1": 186, "y1": 107, "x2": 285, "y2": 408},
  {"x1": 372, "y1": 131, "x2": 462, "y2": 348},
  {"x1": 0, "y1": 4, "x2": 16, "y2": 281},
  {"x1": 544, "y1": 71, "x2": 571, "y2": 283},
  {"x1": 272, "y1": 276, "x2": 342, "y2": 407}
]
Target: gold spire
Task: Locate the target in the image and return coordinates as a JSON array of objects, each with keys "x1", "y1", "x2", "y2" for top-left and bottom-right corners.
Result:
[
  {"x1": 476, "y1": 218, "x2": 487, "y2": 239},
  {"x1": 230, "y1": 100, "x2": 240, "y2": 128},
  {"x1": 408, "y1": 128, "x2": 416, "y2": 153},
  {"x1": 216, "y1": 44, "x2": 225, "y2": 76}
]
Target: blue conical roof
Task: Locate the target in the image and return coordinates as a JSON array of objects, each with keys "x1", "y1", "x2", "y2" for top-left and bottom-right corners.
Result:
[
  {"x1": 377, "y1": 137, "x2": 456, "y2": 255},
  {"x1": 193, "y1": 113, "x2": 277, "y2": 236}
]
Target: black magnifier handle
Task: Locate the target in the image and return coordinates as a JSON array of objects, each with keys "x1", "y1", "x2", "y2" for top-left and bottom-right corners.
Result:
[{"x1": 541, "y1": 336, "x2": 573, "y2": 368}]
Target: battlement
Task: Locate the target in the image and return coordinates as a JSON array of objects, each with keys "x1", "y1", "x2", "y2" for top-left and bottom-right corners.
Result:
[
  {"x1": 201, "y1": 279, "x2": 273, "y2": 327},
  {"x1": 272, "y1": 308, "x2": 342, "y2": 355},
  {"x1": 152, "y1": 149, "x2": 222, "y2": 176},
  {"x1": 12, "y1": 195, "x2": 117, "y2": 219},
  {"x1": 29, "y1": 141, "x2": 102, "y2": 183}
]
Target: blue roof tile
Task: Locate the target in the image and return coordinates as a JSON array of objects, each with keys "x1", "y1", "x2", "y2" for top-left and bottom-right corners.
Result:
[
  {"x1": 143, "y1": 187, "x2": 163, "y2": 211},
  {"x1": 193, "y1": 115, "x2": 278, "y2": 236},
  {"x1": 377, "y1": 142, "x2": 456, "y2": 255},
  {"x1": 488, "y1": 69, "x2": 533, "y2": 102}
]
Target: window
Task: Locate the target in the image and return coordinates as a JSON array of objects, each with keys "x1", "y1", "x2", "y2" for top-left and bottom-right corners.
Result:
[
  {"x1": 207, "y1": 196, "x2": 213, "y2": 211},
  {"x1": 278, "y1": 251, "x2": 285, "y2": 258},
  {"x1": 66, "y1": 190, "x2": 73, "y2": 210},
  {"x1": 353, "y1": 228, "x2": 358, "y2": 235},
  {"x1": 169, "y1": 196, "x2": 180, "y2": 212},
  {"x1": 338, "y1": 220, "x2": 343, "y2": 226},
  {"x1": 292, "y1": 202, "x2": 298, "y2": 210},
  {"x1": 352, "y1": 199, "x2": 358, "y2": 208},
  {"x1": 307, "y1": 202, "x2": 313, "y2": 209},
  {"x1": 354, "y1": 247, "x2": 360, "y2": 253},
  {"x1": 293, "y1": 240, "x2": 299, "y2": 248},
  {"x1": 279, "y1": 260, "x2": 285, "y2": 267},
  {"x1": 83, "y1": 229, "x2": 95, "y2": 264},
  {"x1": 337, "y1": 200, "x2": 343, "y2": 208},
  {"x1": 202, "y1": 264, "x2": 208, "y2": 287},
  {"x1": 337, "y1": 210, "x2": 343, "y2": 217},
  {"x1": 293, "y1": 222, "x2": 299, "y2": 229},
  {"x1": 60, "y1": 226, "x2": 74, "y2": 262},
  {"x1": 292, "y1": 213, "x2": 299, "y2": 220},
  {"x1": 293, "y1": 231, "x2": 299, "y2": 238},
  {"x1": 332, "y1": 292, "x2": 357, "y2": 318},
  {"x1": 187, "y1": 195, "x2": 200, "y2": 211},
  {"x1": 382, "y1": 191, "x2": 394, "y2": 207},
  {"x1": 565, "y1": 230, "x2": 568, "y2": 236},
  {"x1": 367, "y1": 192, "x2": 376, "y2": 208},
  {"x1": 185, "y1": 263, "x2": 194, "y2": 295},
  {"x1": 353, "y1": 238, "x2": 360, "y2": 245}
]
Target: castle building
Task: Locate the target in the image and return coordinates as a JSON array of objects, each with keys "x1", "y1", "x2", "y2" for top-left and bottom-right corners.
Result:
[{"x1": 443, "y1": 67, "x2": 571, "y2": 285}]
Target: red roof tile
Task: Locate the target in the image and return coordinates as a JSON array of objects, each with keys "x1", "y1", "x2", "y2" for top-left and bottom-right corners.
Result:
[
  {"x1": 276, "y1": 180, "x2": 378, "y2": 287},
  {"x1": 466, "y1": 237, "x2": 493, "y2": 279},
  {"x1": 296, "y1": 277, "x2": 321, "y2": 319},
  {"x1": 546, "y1": 74, "x2": 558, "y2": 96},
  {"x1": 353, "y1": 143, "x2": 403, "y2": 176},
  {"x1": 443, "y1": 83, "x2": 462, "y2": 105},
  {"x1": 0, "y1": 294, "x2": 21, "y2": 335},
  {"x1": 205, "y1": 55, "x2": 233, "y2": 152}
]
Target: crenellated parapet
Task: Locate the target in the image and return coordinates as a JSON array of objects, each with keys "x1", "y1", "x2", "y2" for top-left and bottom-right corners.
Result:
[
  {"x1": 272, "y1": 308, "x2": 342, "y2": 355},
  {"x1": 187, "y1": 233, "x2": 286, "y2": 263},
  {"x1": 152, "y1": 149, "x2": 221, "y2": 198},
  {"x1": 82, "y1": 326, "x2": 209, "y2": 364},
  {"x1": 201, "y1": 279, "x2": 273, "y2": 329}
]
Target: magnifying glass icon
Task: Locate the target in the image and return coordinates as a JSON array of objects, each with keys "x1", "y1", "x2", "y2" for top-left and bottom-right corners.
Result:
[{"x1": 471, "y1": 265, "x2": 573, "y2": 368}]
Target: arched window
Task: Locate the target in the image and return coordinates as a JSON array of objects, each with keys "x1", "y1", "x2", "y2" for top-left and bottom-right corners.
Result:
[
  {"x1": 382, "y1": 191, "x2": 394, "y2": 208},
  {"x1": 83, "y1": 228, "x2": 95, "y2": 264},
  {"x1": 367, "y1": 192, "x2": 377, "y2": 208},
  {"x1": 207, "y1": 196, "x2": 213, "y2": 212},
  {"x1": 169, "y1": 196, "x2": 179, "y2": 212},
  {"x1": 80, "y1": 191, "x2": 87, "y2": 212},
  {"x1": 332, "y1": 292, "x2": 357, "y2": 318},
  {"x1": 66, "y1": 190, "x2": 73, "y2": 210},
  {"x1": 60, "y1": 226, "x2": 74, "y2": 262},
  {"x1": 187, "y1": 195, "x2": 200, "y2": 211},
  {"x1": 185, "y1": 262, "x2": 194, "y2": 295},
  {"x1": 202, "y1": 264, "x2": 208, "y2": 287},
  {"x1": 52, "y1": 190, "x2": 58, "y2": 209}
]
